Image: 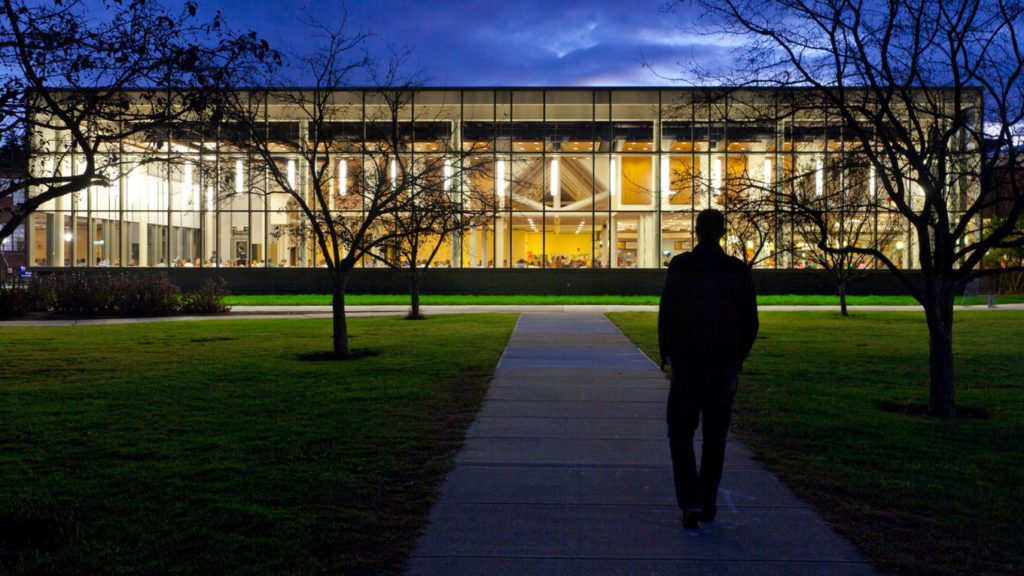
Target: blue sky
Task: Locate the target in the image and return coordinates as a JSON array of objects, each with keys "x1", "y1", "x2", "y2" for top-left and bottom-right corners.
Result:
[{"x1": 199, "y1": 0, "x2": 730, "y2": 86}]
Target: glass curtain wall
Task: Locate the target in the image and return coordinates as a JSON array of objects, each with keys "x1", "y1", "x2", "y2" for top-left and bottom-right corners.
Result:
[{"x1": 25, "y1": 88, "x2": 967, "y2": 269}]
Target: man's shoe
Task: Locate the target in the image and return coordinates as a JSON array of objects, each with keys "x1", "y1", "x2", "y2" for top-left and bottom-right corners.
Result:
[
  {"x1": 682, "y1": 509, "x2": 702, "y2": 530},
  {"x1": 700, "y1": 504, "x2": 717, "y2": 523}
]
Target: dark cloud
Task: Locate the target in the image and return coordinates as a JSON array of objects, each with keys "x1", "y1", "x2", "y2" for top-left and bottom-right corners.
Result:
[{"x1": 196, "y1": 0, "x2": 732, "y2": 85}]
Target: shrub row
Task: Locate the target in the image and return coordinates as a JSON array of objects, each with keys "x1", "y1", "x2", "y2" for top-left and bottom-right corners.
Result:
[
  {"x1": 0, "y1": 283, "x2": 36, "y2": 319},
  {"x1": 180, "y1": 277, "x2": 231, "y2": 314},
  {"x1": 0, "y1": 273, "x2": 230, "y2": 318}
]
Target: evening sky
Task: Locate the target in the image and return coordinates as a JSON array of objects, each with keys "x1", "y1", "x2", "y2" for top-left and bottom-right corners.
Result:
[{"x1": 201, "y1": 0, "x2": 730, "y2": 86}]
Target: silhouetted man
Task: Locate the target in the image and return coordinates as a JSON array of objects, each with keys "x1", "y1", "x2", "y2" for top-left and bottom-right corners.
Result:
[{"x1": 658, "y1": 209, "x2": 758, "y2": 530}]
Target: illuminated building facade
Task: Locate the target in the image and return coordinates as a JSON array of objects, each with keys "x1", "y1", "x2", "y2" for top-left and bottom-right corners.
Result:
[{"x1": 22, "y1": 88, "x2": 976, "y2": 270}]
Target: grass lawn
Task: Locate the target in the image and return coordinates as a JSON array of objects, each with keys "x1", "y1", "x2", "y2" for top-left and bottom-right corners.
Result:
[
  {"x1": 608, "y1": 311, "x2": 1024, "y2": 576},
  {"x1": 0, "y1": 314, "x2": 516, "y2": 575},
  {"x1": 222, "y1": 293, "x2": 1024, "y2": 307}
]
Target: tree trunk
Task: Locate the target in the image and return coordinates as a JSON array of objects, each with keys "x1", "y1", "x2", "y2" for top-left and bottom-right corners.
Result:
[
  {"x1": 408, "y1": 278, "x2": 421, "y2": 319},
  {"x1": 924, "y1": 278, "x2": 956, "y2": 418},
  {"x1": 332, "y1": 268, "x2": 350, "y2": 358},
  {"x1": 838, "y1": 281, "x2": 849, "y2": 317}
]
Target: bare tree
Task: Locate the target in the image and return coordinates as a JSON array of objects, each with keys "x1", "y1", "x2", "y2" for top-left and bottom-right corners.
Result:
[
  {"x1": 679, "y1": 0, "x2": 1024, "y2": 417},
  {"x1": 0, "y1": 0, "x2": 267, "y2": 272},
  {"x1": 786, "y1": 155, "x2": 902, "y2": 315},
  {"x1": 219, "y1": 22, "x2": 374, "y2": 358},
  {"x1": 220, "y1": 26, "x2": 496, "y2": 354},
  {"x1": 356, "y1": 60, "x2": 498, "y2": 319},
  {"x1": 369, "y1": 146, "x2": 496, "y2": 319},
  {"x1": 662, "y1": 90, "x2": 783, "y2": 269},
  {"x1": 722, "y1": 175, "x2": 783, "y2": 269}
]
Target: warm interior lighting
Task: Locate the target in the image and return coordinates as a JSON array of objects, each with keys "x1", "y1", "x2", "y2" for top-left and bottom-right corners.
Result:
[
  {"x1": 661, "y1": 156, "x2": 671, "y2": 199},
  {"x1": 287, "y1": 159, "x2": 296, "y2": 190},
  {"x1": 497, "y1": 159, "x2": 506, "y2": 208},
  {"x1": 390, "y1": 158, "x2": 397, "y2": 188},
  {"x1": 206, "y1": 186, "x2": 213, "y2": 212},
  {"x1": 869, "y1": 165, "x2": 876, "y2": 199},
  {"x1": 184, "y1": 162, "x2": 196, "y2": 209},
  {"x1": 550, "y1": 158, "x2": 560, "y2": 201},
  {"x1": 338, "y1": 159, "x2": 347, "y2": 197},
  {"x1": 609, "y1": 158, "x2": 617, "y2": 197},
  {"x1": 763, "y1": 158, "x2": 772, "y2": 186},
  {"x1": 513, "y1": 141, "x2": 543, "y2": 152},
  {"x1": 622, "y1": 141, "x2": 653, "y2": 152},
  {"x1": 147, "y1": 175, "x2": 159, "y2": 207},
  {"x1": 328, "y1": 167, "x2": 336, "y2": 212},
  {"x1": 63, "y1": 232, "x2": 73, "y2": 242},
  {"x1": 896, "y1": 240, "x2": 905, "y2": 250},
  {"x1": 128, "y1": 169, "x2": 140, "y2": 207},
  {"x1": 443, "y1": 159, "x2": 452, "y2": 192},
  {"x1": 711, "y1": 157, "x2": 722, "y2": 195},
  {"x1": 235, "y1": 160, "x2": 243, "y2": 194},
  {"x1": 815, "y1": 156, "x2": 824, "y2": 196}
]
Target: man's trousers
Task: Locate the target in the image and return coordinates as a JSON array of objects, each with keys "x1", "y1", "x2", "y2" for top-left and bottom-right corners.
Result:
[{"x1": 666, "y1": 369, "x2": 737, "y2": 515}]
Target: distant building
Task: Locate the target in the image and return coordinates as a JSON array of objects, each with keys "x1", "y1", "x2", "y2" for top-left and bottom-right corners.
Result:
[
  {"x1": 21, "y1": 87, "x2": 981, "y2": 271},
  {"x1": 981, "y1": 150, "x2": 1024, "y2": 273},
  {"x1": 1, "y1": 144, "x2": 26, "y2": 272}
]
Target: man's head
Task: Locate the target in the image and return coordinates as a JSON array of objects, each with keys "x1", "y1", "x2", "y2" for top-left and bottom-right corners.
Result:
[{"x1": 695, "y1": 209, "x2": 726, "y2": 244}]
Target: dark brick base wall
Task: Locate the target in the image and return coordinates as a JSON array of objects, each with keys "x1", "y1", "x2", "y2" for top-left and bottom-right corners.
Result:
[{"x1": 30, "y1": 267, "x2": 926, "y2": 296}]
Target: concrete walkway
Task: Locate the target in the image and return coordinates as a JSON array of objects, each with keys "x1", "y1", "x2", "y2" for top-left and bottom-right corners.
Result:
[{"x1": 403, "y1": 312, "x2": 879, "y2": 576}]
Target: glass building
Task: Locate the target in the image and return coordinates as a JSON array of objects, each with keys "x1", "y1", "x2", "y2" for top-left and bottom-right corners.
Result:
[{"x1": 22, "y1": 88, "x2": 976, "y2": 270}]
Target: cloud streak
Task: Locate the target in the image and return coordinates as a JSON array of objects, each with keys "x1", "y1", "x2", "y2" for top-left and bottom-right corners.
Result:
[{"x1": 201, "y1": 0, "x2": 733, "y2": 86}]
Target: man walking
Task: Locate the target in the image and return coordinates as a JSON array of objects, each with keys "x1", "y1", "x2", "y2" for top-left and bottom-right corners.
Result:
[{"x1": 658, "y1": 209, "x2": 758, "y2": 530}]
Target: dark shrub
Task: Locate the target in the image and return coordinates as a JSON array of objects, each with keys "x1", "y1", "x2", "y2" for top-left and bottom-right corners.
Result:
[
  {"x1": 117, "y1": 273, "x2": 181, "y2": 316},
  {"x1": 0, "y1": 283, "x2": 33, "y2": 318},
  {"x1": 180, "y1": 277, "x2": 231, "y2": 315},
  {"x1": 0, "y1": 277, "x2": 58, "y2": 317},
  {"x1": 43, "y1": 272, "x2": 180, "y2": 317},
  {"x1": 26, "y1": 277, "x2": 56, "y2": 312},
  {"x1": 49, "y1": 273, "x2": 117, "y2": 316}
]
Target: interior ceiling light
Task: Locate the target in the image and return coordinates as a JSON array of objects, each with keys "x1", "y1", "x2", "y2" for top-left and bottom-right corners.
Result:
[
  {"x1": 815, "y1": 156, "x2": 824, "y2": 196},
  {"x1": 550, "y1": 158, "x2": 560, "y2": 202},
  {"x1": 338, "y1": 159, "x2": 347, "y2": 197},
  {"x1": 711, "y1": 158, "x2": 722, "y2": 195},
  {"x1": 496, "y1": 159, "x2": 506, "y2": 209}
]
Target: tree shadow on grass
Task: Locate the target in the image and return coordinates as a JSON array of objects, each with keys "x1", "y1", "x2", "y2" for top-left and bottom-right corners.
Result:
[
  {"x1": 0, "y1": 515, "x2": 58, "y2": 564},
  {"x1": 296, "y1": 349, "x2": 381, "y2": 362},
  {"x1": 876, "y1": 400, "x2": 989, "y2": 420}
]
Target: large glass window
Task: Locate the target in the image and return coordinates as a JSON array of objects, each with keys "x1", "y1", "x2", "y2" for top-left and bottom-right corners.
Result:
[{"x1": 21, "y1": 88, "x2": 975, "y2": 270}]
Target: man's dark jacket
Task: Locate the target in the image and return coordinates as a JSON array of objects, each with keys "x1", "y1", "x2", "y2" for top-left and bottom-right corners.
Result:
[{"x1": 658, "y1": 242, "x2": 758, "y2": 379}]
